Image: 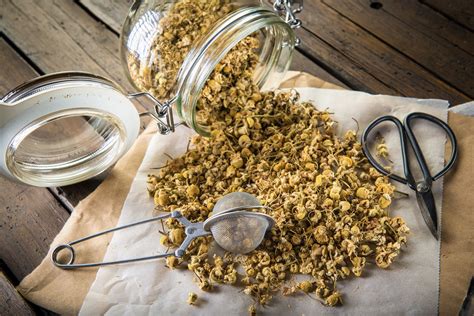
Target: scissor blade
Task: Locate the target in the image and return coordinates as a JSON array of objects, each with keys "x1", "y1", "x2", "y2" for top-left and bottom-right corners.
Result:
[{"x1": 416, "y1": 191, "x2": 439, "y2": 240}]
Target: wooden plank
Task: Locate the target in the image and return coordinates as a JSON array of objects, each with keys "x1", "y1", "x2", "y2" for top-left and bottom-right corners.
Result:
[
  {"x1": 296, "y1": 0, "x2": 470, "y2": 104},
  {"x1": 296, "y1": 27, "x2": 397, "y2": 94},
  {"x1": 0, "y1": 175, "x2": 70, "y2": 280},
  {"x1": 0, "y1": 270, "x2": 35, "y2": 316},
  {"x1": 0, "y1": 0, "x2": 134, "y2": 92},
  {"x1": 0, "y1": 38, "x2": 39, "y2": 91},
  {"x1": 51, "y1": 179, "x2": 102, "y2": 207},
  {"x1": 79, "y1": 0, "x2": 134, "y2": 33},
  {"x1": 422, "y1": 0, "x2": 474, "y2": 31},
  {"x1": 388, "y1": 0, "x2": 474, "y2": 56},
  {"x1": 79, "y1": 0, "x2": 352, "y2": 91},
  {"x1": 323, "y1": 0, "x2": 474, "y2": 98},
  {"x1": 292, "y1": 50, "x2": 349, "y2": 89}
]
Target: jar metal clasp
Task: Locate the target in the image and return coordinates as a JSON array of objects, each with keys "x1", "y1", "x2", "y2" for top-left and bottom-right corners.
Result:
[
  {"x1": 128, "y1": 92, "x2": 181, "y2": 135},
  {"x1": 273, "y1": 0, "x2": 304, "y2": 45}
]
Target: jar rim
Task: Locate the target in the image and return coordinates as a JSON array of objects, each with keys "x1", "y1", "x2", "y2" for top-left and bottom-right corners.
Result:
[{"x1": 5, "y1": 108, "x2": 127, "y2": 186}]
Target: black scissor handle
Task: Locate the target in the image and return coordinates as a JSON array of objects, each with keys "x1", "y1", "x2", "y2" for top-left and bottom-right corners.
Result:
[
  {"x1": 404, "y1": 112, "x2": 458, "y2": 181},
  {"x1": 361, "y1": 115, "x2": 416, "y2": 187}
]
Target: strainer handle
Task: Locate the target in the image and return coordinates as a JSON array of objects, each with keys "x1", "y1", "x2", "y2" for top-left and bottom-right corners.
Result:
[{"x1": 52, "y1": 211, "x2": 182, "y2": 269}]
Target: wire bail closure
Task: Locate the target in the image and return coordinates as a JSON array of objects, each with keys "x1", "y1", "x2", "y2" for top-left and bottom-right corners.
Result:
[
  {"x1": 273, "y1": 0, "x2": 304, "y2": 45},
  {"x1": 129, "y1": 92, "x2": 180, "y2": 135}
]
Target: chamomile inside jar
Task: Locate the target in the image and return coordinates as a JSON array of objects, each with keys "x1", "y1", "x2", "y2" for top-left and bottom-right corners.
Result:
[
  {"x1": 194, "y1": 34, "x2": 264, "y2": 132},
  {"x1": 121, "y1": 0, "x2": 296, "y2": 136}
]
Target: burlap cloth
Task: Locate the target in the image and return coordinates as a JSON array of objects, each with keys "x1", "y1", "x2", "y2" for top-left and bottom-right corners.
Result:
[{"x1": 17, "y1": 73, "x2": 474, "y2": 315}]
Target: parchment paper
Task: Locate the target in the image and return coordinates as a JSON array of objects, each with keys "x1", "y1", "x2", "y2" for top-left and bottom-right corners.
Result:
[{"x1": 80, "y1": 88, "x2": 449, "y2": 315}]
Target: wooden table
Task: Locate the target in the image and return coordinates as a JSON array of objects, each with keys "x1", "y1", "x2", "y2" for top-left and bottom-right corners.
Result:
[{"x1": 0, "y1": 0, "x2": 472, "y2": 314}]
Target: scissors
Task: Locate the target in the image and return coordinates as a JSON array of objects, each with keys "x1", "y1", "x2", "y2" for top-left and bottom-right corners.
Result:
[{"x1": 361, "y1": 112, "x2": 458, "y2": 240}]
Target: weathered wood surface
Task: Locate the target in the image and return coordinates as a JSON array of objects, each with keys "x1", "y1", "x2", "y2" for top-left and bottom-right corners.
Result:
[
  {"x1": 323, "y1": 0, "x2": 474, "y2": 98},
  {"x1": 0, "y1": 270, "x2": 36, "y2": 316},
  {"x1": 370, "y1": 0, "x2": 474, "y2": 56},
  {"x1": 0, "y1": 37, "x2": 39, "y2": 90},
  {"x1": 422, "y1": 0, "x2": 474, "y2": 31},
  {"x1": 0, "y1": 0, "x2": 133, "y2": 92},
  {"x1": 0, "y1": 0, "x2": 472, "y2": 314},
  {"x1": 291, "y1": 50, "x2": 349, "y2": 89},
  {"x1": 297, "y1": 0, "x2": 470, "y2": 104},
  {"x1": 0, "y1": 176, "x2": 70, "y2": 281},
  {"x1": 0, "y1": 38, "x2": 70, "y2": 315},
  {"x1": 79, "y1": 0, "x2": 134, "y2": 34}
]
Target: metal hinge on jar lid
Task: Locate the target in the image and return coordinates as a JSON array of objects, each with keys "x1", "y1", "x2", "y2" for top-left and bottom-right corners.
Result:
[
  {"x1": 272, "y1": 0, "x2": 303, "y2": 45},
  {"x1": 128, "y1": 92, "x2": 181, "y2": 135}
]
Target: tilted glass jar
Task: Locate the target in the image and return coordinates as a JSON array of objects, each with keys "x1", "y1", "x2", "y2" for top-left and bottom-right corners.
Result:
[
  {"x1": 121, "y1": 0, "x2": 299, "y2": 136},
  {"x1": 0, "y1": 0, "x2": 302, "y2": 187}
]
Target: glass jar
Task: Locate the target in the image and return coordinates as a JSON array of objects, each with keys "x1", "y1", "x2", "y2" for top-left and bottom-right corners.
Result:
[
  {"x1": 0, "y1": 0, "x2": 302, "y2": 187},
  {"x1": 121, "y1": 0, "x2": 298, "y2": 136}
]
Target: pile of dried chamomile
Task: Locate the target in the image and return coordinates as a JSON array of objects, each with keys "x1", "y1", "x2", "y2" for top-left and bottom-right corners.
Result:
[
  {"x1": 140, "y1": 0, "x2": 410, "y2": 313},
  {"x1": 148, "y1": 87, "x2": 409, "y2": 309}
]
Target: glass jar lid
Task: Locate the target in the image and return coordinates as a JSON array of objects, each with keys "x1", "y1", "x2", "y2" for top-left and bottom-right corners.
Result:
[{"x1": 0, "y1": 72, "x2": 140, "y2": 187}]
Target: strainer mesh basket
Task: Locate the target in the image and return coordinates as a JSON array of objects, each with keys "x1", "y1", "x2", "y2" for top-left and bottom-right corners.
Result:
[{"x1": 208, "y1": 213, "x2": 270, "y2": 254}]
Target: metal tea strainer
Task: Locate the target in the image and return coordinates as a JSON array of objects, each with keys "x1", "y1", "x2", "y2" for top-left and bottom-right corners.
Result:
[{"x1": 52, "y1": 192, "x2": 274, "y2": 269}]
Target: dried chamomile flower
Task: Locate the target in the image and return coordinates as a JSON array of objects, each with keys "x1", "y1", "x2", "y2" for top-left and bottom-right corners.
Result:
[
  {"x1": 339, "y1": 155, "x2": 353, "y2": 168},
  {"x1": 325, "y1": 291, "x2": 342, "y2": 306},
  {"x1": 297, "y1": 280, "x2": 313, "y2": 293},
  {"x1": 376, "y1": 144, "x2": 389, "y2": 158},
  {"x1": 198, "y1": 279, "x2": 213, "y2": 291},
  {"x1": 230, "y1": 154, "x2": 244, "y2": 169},
  {"x1": 379, "y1": 193, "x2": 392, "y2": 208},
  {"x1": 186, "y1": 184, "x2": 200, "y2": 198},
  {"x1": 187, "y1": 292, "x2": 198, "y2": 305},
  {"x1": 160, "y1": 235, "x2": 171, "y2": 247},
  {"x1": 248, "y1": 304, "x2": 257, "y2": 316},
  {"x1": 169, "y1": 228, "x2": 185, "y2": 245},
  {"x1": 154, "y1": 189, "x2": 169, "y2": 207},
  {"x1": 339, "y1": 201, "x2": 351, "y2": 212},
  {"x1": 238, "y1": 135, "x2": 251, "y2": 148},
  {"x1": 166, "y1": 256, "x2": 179, "y2": 269},
  {"x1": 356, "y1": 187, "x2": 370, "y2": 199}
]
